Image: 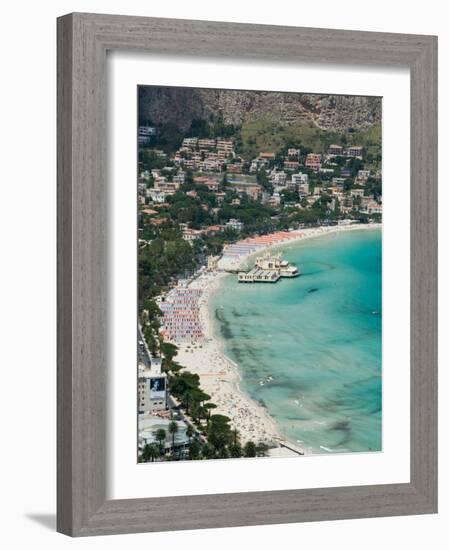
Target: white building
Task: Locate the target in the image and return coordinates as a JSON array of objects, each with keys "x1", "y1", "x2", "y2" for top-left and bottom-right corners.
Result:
[
  {"x1": 138, "y1": 126, "x2": 156, "y2": 145},
  {"x1": 138, "y1": 357, "x2": 168, "y2": 414},
  {"x1": 271, "y1": 170, "x2": 287, "y2": 185},
  {"x1": 328, "y1": 144, "x2": 344, "y2": 156},
  {"x1": 182, "y1": 137, "x2": 198, "y2": 148},
  {"x1": 346, "y1": 145, "x2": 364, "y2": 157},
  {"x1": 332, "y1": 177, "x2": 347, "y2": 187},
  {"x1": 358, "y1": 169, "x2": 370, "y2": 179},
  {"x1": 182, "y1": 228, "x2": 203, "y2": 242},
  {"x1": 225, "y1": 218, "x2": 244, "y2": 232},
  {"x1": 355, "y1": 169, "x2": 371, "y2": 185},
  {"x1": 173, "y1": 172, "x2": 185, "y2": 185},
  {"x1": 361, "y1": 204, "x2": 382, "y2": 215},
  {"x1": 138, "y1": 417, "x2": 189, "y2": 455},
  {"x1": 291, "y1": 172, "x2": 309, "y2": 186},
  {"x1": 250, "y1": 158, "x2": 269, "y2": 172},
  {"x1": 147, "y1": 189, "x2": 167, "y2": 203}
]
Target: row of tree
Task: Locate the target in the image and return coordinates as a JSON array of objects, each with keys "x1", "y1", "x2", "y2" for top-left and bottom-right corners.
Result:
[{"x1": 139, "y1": 421, "x2": 270, "y2": 462}]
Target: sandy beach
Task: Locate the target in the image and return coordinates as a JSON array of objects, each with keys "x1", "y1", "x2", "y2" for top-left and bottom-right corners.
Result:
[
  {"x1": 177, "y1": 271, "x2": 286, "y2": 449},
  {"x1": 218, "y1": 222, "x2": 382, "y2": 272},
  {"x1": 173, "y1": 223, "x2": 381, "y2": 455}
]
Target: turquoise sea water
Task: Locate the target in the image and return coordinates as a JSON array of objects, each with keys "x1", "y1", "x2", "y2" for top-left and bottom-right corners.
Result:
[{"x1": 211, "y1": 228, "x2": 382, "y2": 454}]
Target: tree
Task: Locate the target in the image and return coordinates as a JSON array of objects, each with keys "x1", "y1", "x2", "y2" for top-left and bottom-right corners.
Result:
[
  {"x1": 168, "y1": 421, "x2": 179, "y2": 456},
  {"x1": 186, "y1": 424, "x2": 194, "y2": 444},
  {"x1": 141, "y1": 442, "x2": 160, "y2": 462},
  {"x1": 280, "y1": 189, "x2": 299, "y2": 204},
  {"x1": 160, "y1": 341, "x2": 179, "y2": 372},
  {"x1": 217, "y1": 446, "x2": 230, "y2": 459},
  {"x1": 243, "y1": 441, "x2": 257, "y2": 457},
  {"x1": 201, "y1": 442, "x2": 216, "y2": 459},
  {"x1": 203, "y1": 402, "x2": 217, "y2": 420},
  {"x1": 154, "y1": 428, "x2": 167, "y2": 455},
  {"x1": 207, "y1": 414, "x2": 232, "y2": 453},
  {"x1": 221, "y1": 172, "x2": 228, "y2": 187},
  {"x1": 188, "y1": 439, "x2": 201, "y2": 460},
  {"x1": 256, "y1": 442, "x2": 270, "y2": 457},
  {"x1": 256, "y1": 167, "x2": 273, "y2": 193},
  {"x1": 229, "y1": 442, "x2": 243, "y2": 458},
  {"x1": 169, "y1": 371, "x2": 203, "y2": 413}
]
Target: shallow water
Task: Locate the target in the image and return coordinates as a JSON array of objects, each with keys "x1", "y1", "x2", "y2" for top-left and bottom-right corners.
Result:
[{"x1": 211, "y1": 228, "x2": 382, "y2": 454}]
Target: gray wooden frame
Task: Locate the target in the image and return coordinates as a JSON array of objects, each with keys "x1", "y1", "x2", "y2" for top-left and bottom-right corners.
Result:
[{"x1": 57, "y1": 12, "x2": 438, "y2": 537}]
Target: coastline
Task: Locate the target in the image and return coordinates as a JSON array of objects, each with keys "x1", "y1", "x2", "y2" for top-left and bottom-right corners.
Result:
[
  {"x1": 175, "y1": 222, "x2": 381, "y2": 456},
  {"x1": 218, "y1": 222, "x2": 382, "y2": 272},
  {"x1": 176, "y1": 270, "x2": 286, "y2": 449}
]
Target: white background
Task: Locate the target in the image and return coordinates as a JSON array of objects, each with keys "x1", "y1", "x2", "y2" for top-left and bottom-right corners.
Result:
[
  {"x1": 0, "y1": 1, "x2": 445, "y2": 548},
  {"x1": 109, "y1": 54, "x2": 410, "y2": 499}
]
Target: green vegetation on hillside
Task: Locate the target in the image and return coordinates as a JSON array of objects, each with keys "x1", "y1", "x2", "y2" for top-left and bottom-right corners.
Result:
[{"x1": 239, "y1": 118, "x2": 381, "y2": 160}]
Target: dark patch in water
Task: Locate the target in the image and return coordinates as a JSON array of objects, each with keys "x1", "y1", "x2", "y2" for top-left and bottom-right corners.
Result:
[
  {"x1": 229, "y1": 347, "x2": 242, "y2": 361},
  {"x1": 215, "y1": 308, "x2": 233, "y2": 340},
  {"x1": 308, "y1": 288, "x2": 319, "y2": 294},
  {"x1": 301, "y1": 262, "x2": 336, "y2": 276},
  {"x1": 329, "y1": 419, "x2": 352, "y2": 446},
  {"x1": 330, "y1": 420, "x2": 351, "y2": 433}
]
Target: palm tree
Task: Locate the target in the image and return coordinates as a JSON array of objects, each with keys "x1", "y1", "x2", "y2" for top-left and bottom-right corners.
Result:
[
  {"x1": 154, "y1": 428, "x2": 166, "y2": 455},
  {"x1": 231, "y1": 428, "x2": 240, "y2": 447},
  {"x1": 186, "y1": 424, "x2": 194, "y2": 444},
  {"x1": 141, "y1": 442, "x2": 160, "y2": 462},
  {"x1": 168, "y1": 421, "x2": 178, "y2": 456}
]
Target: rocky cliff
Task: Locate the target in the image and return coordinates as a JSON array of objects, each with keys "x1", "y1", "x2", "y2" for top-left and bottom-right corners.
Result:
[{"x1": 138, "y1": 86, "x2": 381, "y2": 133}]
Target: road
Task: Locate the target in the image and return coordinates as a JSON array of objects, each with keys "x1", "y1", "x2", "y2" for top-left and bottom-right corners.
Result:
[
  {"x1": 137, "y1": 324, "x2": 151, "y2": 369},
  {"x1": 138, "y1": 323, "x2": 207, "y2": 444}
]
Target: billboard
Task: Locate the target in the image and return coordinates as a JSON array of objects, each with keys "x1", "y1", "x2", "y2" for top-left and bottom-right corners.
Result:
[{"x1": 149, "y1": 376, "x2": 166, "y2": 399}]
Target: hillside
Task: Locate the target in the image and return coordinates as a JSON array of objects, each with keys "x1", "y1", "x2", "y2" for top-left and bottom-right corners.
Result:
[{"x1": 138, "y1": 86, "x2": 381, "y2": 135}]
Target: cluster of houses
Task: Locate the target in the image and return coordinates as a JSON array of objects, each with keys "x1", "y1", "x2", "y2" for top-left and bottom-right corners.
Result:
[
  {"x1": 138, "y1": 128, "x2": 382, "y2": 237},
  {"x1": 176, "y1": 136, "x2": 235, "y2": 172}
]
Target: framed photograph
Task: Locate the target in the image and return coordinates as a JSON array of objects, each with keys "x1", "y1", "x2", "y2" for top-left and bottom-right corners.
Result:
[{"x1": 57, "y1": 13, "x2": 438, "y2": 536}]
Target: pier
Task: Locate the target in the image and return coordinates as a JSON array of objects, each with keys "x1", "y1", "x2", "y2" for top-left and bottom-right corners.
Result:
[
  {"x1": 238, "y1": 252, "x2": 300, "y2": 283},
  {"x1": 279, "y1": 441, "x2": 304, "y2": 456}
]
